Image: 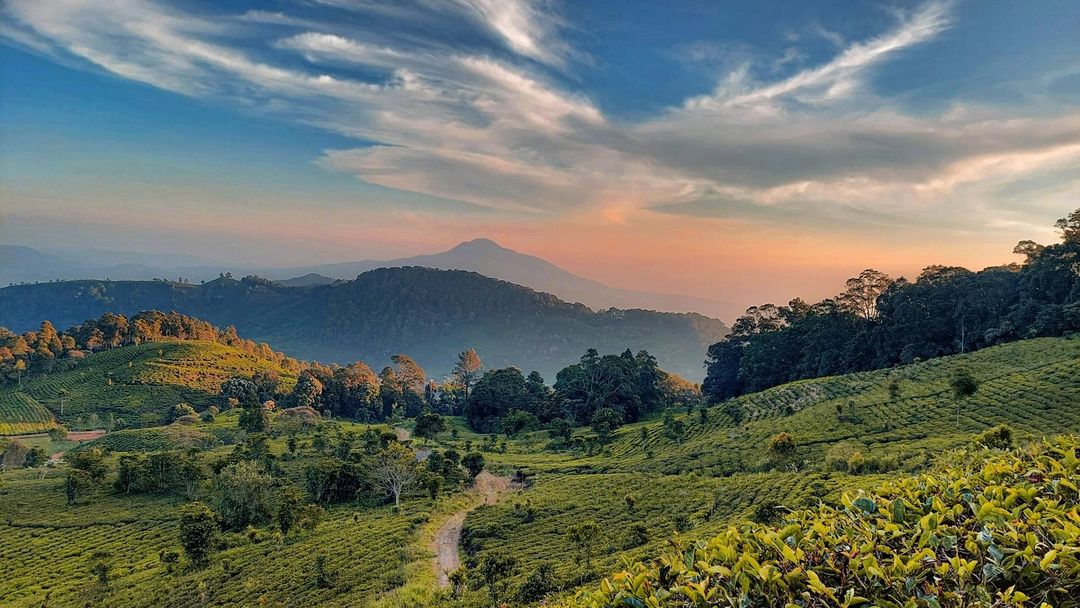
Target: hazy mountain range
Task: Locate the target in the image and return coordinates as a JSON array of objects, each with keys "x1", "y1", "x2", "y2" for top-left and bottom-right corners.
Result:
[
  {"x1": 0, "y1": 267, "x2": 727, "y2": 381},
  {"x1": 1, "y1": 239, "x2": 732, "y2": 320}
]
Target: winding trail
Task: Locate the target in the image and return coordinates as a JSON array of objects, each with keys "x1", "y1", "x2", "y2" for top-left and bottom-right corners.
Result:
[{"x1": 432, "y1": 472, "x2": 510, "y2": 587}]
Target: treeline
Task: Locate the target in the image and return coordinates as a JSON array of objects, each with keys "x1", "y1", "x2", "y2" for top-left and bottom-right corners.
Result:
[
  {"x1": 704, "y1": 209, "x2": 1080, "y2": 401},
  {"x1": 230, "y1": 346, "x2": 699, "y2": 436},
  {"x1": 462, "y1": 348, "x2": 701, "y2": 435},
  {"x1": 0, "y1": 310, "x2": 301, "y2": 384}
]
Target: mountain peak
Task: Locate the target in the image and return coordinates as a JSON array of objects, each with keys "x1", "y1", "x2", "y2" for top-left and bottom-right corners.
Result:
[{"x1": 452, "y1": 238, "x2": 508, "y2": 252}]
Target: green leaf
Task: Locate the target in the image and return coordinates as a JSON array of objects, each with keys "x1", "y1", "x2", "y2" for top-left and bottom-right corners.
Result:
[{"x1": 854, "y1": 497, "x2": 877, "y2": 514}]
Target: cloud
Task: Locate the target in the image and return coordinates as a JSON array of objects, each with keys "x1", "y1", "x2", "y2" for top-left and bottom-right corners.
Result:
[{"x1": 2, "y1": 0, "x2": 1078, "y2": 240}]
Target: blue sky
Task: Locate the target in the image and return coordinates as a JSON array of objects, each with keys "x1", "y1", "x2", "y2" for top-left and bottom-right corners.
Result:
[{"x1": 2, "y1": 0, "x2": 1079, "y2": 307}]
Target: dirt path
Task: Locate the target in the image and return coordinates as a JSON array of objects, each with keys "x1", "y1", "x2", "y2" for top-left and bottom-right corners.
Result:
[{"x1": 432, "y1": 471, "x2": 510, "y2": 588}]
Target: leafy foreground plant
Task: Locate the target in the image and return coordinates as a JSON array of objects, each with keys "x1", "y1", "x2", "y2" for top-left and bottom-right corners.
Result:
[{"x1": 566, "y1": 437, "x2": 1080, "y2": 607}]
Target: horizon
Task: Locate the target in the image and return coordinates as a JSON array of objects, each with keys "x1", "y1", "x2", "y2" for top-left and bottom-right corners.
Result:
[{"x1": 3, "y1": 0, "x2": 1080, "y2": 314}]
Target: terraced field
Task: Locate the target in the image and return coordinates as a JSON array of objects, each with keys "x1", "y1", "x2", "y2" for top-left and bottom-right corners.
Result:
[
  {"x1": 0, "y1": 392, "x2": 57, "y2": 435},
  {"x1": 462, "y1": 469, "x2": 882, "y2": 592},
  {"x1": 2, "y1": 336, "x2": 1078, "y2": 608},
  {"x1": 0, "y1": 463, "x2": 435, "y2": 608},
  {"x1": 0, "y1": 341, "x2": 297, "y2": 430},
  {"x1": 599, "y1": 336, "x2": 1080, "y2": 475}
]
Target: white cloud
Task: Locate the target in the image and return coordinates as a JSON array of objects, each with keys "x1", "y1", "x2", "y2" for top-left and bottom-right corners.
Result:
[{"x1": 2, "y1": 0, "x2": 1077, "y2": 237}]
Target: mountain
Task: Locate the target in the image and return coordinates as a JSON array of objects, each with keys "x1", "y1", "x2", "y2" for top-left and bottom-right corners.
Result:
[
  {"x1": 1, "y1": 240, "x2": 733, "y2": 320},
  {"x1": 0, "y1": 268, "x2": 727, "y2": 381},
  {"x1": 270, "y1": 238, "x2": 733, "y2": 319}
]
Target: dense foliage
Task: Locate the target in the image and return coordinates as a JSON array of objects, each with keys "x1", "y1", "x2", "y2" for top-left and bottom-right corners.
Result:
[
  {"x1": 705, "y1": 209, "x2": 1080, "y2": 401},
  {"x1": 567, "y1": 436, "x2": 1080, "y2": 607},
  {"x1": 461, "y1": 348, "x2": 700, "y2": 433},
  {"x1": 0, "y1": 310, "x2": 299, "y2": 387},
  {"x1": 0, "y1": 267, "x2": 728, "y2": 381}
]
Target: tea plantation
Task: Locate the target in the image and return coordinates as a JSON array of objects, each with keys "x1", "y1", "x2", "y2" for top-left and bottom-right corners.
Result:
[
  {"x1": 0, "y1": 340, "x2": 297, "y2": 430},
  {"x1": 1, "y1": 336, "x2": 1078, "y2": 607}
]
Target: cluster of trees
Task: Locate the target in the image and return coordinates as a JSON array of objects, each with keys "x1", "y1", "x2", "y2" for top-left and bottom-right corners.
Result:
[
  {"x1": 462, "y1": 348, "x2": 700, "y2": 436},
  {"x1": 301, "y1": 426, "x2": 485, "y2": 509},
  {"x1": 60, "y1": 421, "x2": 475, "y2": 570},
  {"x1": 705, "y1": 209, "x2": 1080, "y2": 401},
  {"x1": 208, "y1": 349, "x2": 490, "y2": 428},
  {"x1": 0, "y1": 310, "x2": 300, "y2": 385}
]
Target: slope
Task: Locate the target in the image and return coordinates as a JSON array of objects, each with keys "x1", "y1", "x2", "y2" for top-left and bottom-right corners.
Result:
[
  {"x1": 457, "y1": 336, "x2": 1080, "y2": 598},
  {"x1": 0, "y1": 268, "x2": 728, "y2": 380},
  {"x1": 0, "y1": 340, "x2": 297, "y2": 430}
]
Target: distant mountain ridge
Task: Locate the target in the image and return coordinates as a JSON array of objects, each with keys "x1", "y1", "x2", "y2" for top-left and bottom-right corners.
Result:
[
  {"x1": 0, "y1": 267, "x2": 727, "y2": 381},
  {"x1": 1, "y1": 240, "x2": 732, "y2": 320},
  {"x1": 267, "y1": 238, "x2": 732, "y2": 319}
]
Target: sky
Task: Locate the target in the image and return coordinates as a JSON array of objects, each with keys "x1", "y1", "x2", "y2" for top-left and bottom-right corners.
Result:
[{"x1": 2, "y1": 0, "x2": 1079, "y2": 313}]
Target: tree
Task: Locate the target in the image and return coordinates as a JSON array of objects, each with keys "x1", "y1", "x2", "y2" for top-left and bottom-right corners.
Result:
[
  {"x1": 452, "y1": 349, "x2": 483, "y2": 400},
  {"x1": 413, "y1": 410, "x2": 446, "y2": 441},
  {"x1": 65, "y1": 469, "x2": 93, "y2": 505},
  {"x1": 566, "y1": 520, "x2": 602, "y2": 569},
  {"x1": 950, "y1": 369, "x2": 979, "y2": 428},
  {"x1": 517, "y1": 562, "x2": 559, "y2": 603},
  {"x1": 371, "y1": 443, "x2": 420, "y2": 509},
  {"x1": 887, "y1": 377, "x2": 902, "y2": 401},
  {"x1": 839, "y1": 269, "x2": 893, "y2": 320},
  {"x1": 336, "y1": 362, "x2": 380, "y2": 420},
  {"x1": 177, "y1": 450, "x2": 206, "y2": 499},
  {"x1": 1054, "y1": 207, "x2": 1080, "y2": 243},
  {"x1": 23, "y1": 445, "x2": 47, "y2": 468},
  {"x1": 239, "y1": 401, "x2": 270, "y2": 433},
  {"x1": 165, "y1": 402, "x2": 197, "y2": 424},
  {"x1": 276, "y1": 484, "x2": 305, "y2": 537},
  {"x1": 479, "y1": 551, "x2": 517, "y2": 605},
  {"x1": 213, "y1": 460, "x2": 273, "y2": 529},
  {"x1": 462, "y1": 452, "x2": 485, "y2": 479},
  {"x1": 390, "y1": 354, "x2": 427, "y2": 397},
  {"x1": 315, "y1": 554, "x2": 335, "y2": 589},
  {"x1": 590, "y1": 407, "x2": 622, "y2": 442},
  {"x1": 292, "y1": 372, "x2": 324, "y2": 409},
  {"x1": 975, "y1": 424, "x2": 1013, "y2": 450},
  {"x1": 548, "y1": 418, "x2": 571, "y2": 442},
  {"x1": 179, "y1": 501, "x2": 219, "y2": 567},
  {"x1": 219, "y1": 377, "x2": 259, "y2": 408},
  {"x1": 501, "y1": 409, "x2": 539, "y2": 437},
  {"x1": 464, "y1": 367, "x2": 529, "y2": 432},
  {"x1": 69, "y1": 447, "x2": 108, "y2": 482},
  {"x1": 1013, "y1": 240, "x2": 1046, "y2": 263},
  {"x1": 114, "y1": 453, "x2": 148, "y2": 494}
]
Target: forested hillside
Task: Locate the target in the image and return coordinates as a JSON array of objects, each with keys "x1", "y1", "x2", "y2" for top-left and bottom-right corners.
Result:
[
  {"x1": 704, "y1": 208, "x2": 1080, "y2": 400},
  {"x1": 0, "y1": 267, "x2": 727, "y2": 381}
]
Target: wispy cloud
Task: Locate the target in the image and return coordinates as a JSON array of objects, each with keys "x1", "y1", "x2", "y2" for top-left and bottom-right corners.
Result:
[{"x1": 2, "y1": 0, "x2": 1078, "y2": 240}]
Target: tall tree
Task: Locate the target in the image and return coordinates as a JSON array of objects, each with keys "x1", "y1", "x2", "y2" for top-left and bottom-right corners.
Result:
[
  {"x1": 839, "y1": 269, "x2": 893, "y2": 320},
  {"x1": 390, "y1": 354, "x2": 427, "y2": 396},
  {"x1": 178, "y1": 502, "x2": 219, "y2": 567},
  {"x1": 452, "y1": 349, "x2": 483, "y2": 399},
  {"x1": 1055, "y1": 208, "x2": 1080, "y2": 243},
  {"x1": 371, "y1": 443, "x2": 419, "y2": 509}
]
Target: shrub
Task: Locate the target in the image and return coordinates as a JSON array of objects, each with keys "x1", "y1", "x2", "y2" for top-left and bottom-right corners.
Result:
[
  {"x1": 567, "y1": 437, "x2": 1080, "y2": 608},
  {"x1": 975, "y1": 423, "x2": 1013, "y2": 450}
]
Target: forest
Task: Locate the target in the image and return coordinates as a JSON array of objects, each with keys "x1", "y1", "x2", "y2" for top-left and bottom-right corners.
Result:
[{"x1": 704, "y1": 208, "x2": 1080, "y2": 401}]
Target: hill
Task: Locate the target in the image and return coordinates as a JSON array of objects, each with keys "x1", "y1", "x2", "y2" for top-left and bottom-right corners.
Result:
[
  {"x1": 0, "y1": 268, "x2": 728, "y2": 381},
  {"x1": 0, "y1": 340, "x2": 297, "y2": 431},
  {"x1": 454, "y1": 336, "x2": 1080, "y2": 597},
  {"x1": 1, "y1": 336, "x2": 1077, "y2": 607},
  {"x1": 1, "y1": 240, "x2": 733, "y2": 319},
  {"x1": 270, "y1": 238, "x2": 733, "y2": 319}
]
